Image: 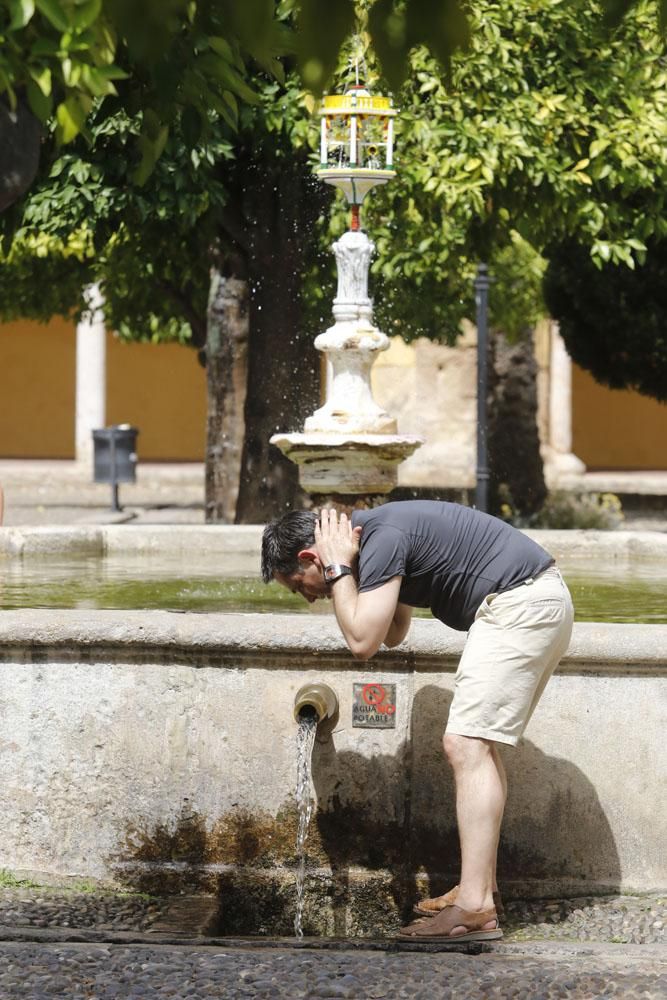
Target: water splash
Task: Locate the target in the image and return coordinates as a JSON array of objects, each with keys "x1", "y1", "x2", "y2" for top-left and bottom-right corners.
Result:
[{"x1": 294, "y1": 713, "x2": 317, "y2": 938}]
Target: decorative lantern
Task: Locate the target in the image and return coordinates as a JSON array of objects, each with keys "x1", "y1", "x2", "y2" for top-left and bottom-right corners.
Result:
[{"x1": 318, "y1": 83, "x2": 397, "y2": 230}]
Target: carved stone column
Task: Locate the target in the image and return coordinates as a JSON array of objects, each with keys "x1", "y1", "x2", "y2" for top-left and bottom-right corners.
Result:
[
  {"x1": 75, "y1": 283, "x2": 106, "y2": 474},
  {"x1": 271, "y1": 230, "x2": 420, "y2": 501},
  {"x1": 546, "y1": 322, "x2": 586, "y2": 484},
  {"x1": 305, "y1": 231, "x2": 395, "y2": 435}
]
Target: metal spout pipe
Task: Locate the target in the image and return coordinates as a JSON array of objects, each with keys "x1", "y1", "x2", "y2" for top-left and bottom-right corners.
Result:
[{"x1": 293, "y1": 683, "x2": 338, "y2": 723}]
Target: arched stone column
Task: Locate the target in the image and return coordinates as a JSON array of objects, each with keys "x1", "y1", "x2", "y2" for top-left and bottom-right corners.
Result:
[
  {"x1": 545, "y1": 322, "x2": 586, "y2": 484},
  {"x1": 75, "y1": 283, "x2": 106, "y2": 473}
]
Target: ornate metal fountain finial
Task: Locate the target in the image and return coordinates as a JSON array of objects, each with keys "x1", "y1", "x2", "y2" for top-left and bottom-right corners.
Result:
[{"x1": 317, "y1": 70, "x2": 396, "y2": 231}]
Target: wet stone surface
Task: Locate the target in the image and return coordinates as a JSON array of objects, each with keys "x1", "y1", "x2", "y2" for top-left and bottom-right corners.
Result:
[
  {"x1": 0, "y1": 889, "x2": 664, "y2": 946},
  {"x1": 0, "y1": 941, "x2": 664, "y2": 999},
  {"x1": 0, "y1": 890, "x2": 168, "y2": 932}
]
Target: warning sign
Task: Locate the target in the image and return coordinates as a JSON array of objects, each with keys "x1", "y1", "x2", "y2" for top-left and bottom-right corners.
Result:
[{"x1": 352, "y1": 682, "x2": 397, "y2": 729}]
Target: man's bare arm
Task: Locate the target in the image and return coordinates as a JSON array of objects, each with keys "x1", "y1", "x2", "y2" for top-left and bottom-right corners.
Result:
[
  {"x1": 313, "y1": 508, "x2": 406, "y2": 660},
  {"x1": 383, "y1": 602, "x2": 413, "y2": 648},
  {"x1": 328, "y1": 575, "x2": 403, "y2": 660}
]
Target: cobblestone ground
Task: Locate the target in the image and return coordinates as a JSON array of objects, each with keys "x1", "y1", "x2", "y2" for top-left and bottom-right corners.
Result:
[
  {"x1": 0, "y1": 940, "x2": 664, "y2": 999},
  {"x1": 502, "y1": 895, "x2": 666, "y2": 945},
  {"x1": 0, "y1": 890, "x2": 169, "y2": 933},
  {"x1": 0, "y1": 889, "x2": 663, "y2": 946},
  {"x1": 0, "y1": 890, "x2": 664, "y2": 997}
]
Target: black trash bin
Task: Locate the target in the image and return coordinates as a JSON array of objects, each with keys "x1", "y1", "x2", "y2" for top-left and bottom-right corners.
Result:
[{"x1": 92, "y1": 424, "x2": 139, "y2": 511}]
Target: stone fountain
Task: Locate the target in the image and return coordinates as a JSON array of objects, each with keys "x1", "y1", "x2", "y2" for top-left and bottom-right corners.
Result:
[{"x1": 271, "y1": 83, "x2": 421, "y2": 506}]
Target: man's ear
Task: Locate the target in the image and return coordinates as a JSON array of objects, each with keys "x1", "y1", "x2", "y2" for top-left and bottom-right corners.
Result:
[{"x1": 297, "y1": 547, "x2": 319, "y2": 565}]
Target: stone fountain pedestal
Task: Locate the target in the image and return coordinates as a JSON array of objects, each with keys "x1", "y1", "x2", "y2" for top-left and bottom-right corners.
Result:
[{"x1": 271, "y1": 230, "x2": 421, "y2": 506}]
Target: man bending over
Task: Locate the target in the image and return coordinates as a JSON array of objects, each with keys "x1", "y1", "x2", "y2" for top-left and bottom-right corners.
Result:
[{"x1": 261, "y1": 500, "x2": 573, "y2": 943}]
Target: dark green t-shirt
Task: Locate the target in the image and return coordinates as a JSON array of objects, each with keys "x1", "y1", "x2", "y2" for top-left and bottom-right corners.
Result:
[{"x1": 351, "y1": 500, "x2": 554, "y2": 632}]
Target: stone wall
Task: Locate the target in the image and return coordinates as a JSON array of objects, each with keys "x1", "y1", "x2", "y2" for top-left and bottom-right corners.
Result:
[
  {"x1": 0, "y1": 608, "x2": 664, "y2": 936},
  {"x1": 371, "y1": 324, "x2": 478, "y2": 488}
]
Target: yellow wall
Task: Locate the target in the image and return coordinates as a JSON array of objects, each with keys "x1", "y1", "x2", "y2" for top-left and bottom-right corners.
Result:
[
  {"x1": 0, "y1": 318, "x2": 206, "y2": 461},
  {"x1": 0, "y1": 317, "x2": 76, "y2": 458},
  {"x1": 572, "y1": 364, "x2": 667, "y2": 470},
  {"x1": 106, "y1": 334, "x2": 206, "y2": 461},
  {"x1": 2, "y1": 317, "x2": 665, "y2": 470}
]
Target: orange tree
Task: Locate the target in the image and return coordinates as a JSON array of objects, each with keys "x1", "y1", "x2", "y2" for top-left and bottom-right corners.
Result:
[{"x1": 1, "y1": 0, "x2": 665, "y2": 520}]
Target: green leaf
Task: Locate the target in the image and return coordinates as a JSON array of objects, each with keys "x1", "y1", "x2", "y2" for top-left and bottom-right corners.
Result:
[
  {"x1": 55, "y1": 94, "x2": 89, "y2": 142},
  {"x1": 132, "y1": 113, "x2": 170, "y2": 185},
  {"x1": 222, "y1": 90, "x2": 238, "y2": 124},
  {"x1": 80, "y1": 64, "x2": 118, "y2": 97},
  {"x1": 26, "y1": 78, "x2": 52, "y2": 120},
  {"x1": 28, "y1": 65, "x2": 52, "y2": 96},
  {"x1": 35, "y1": 0, "x2": 69, "y2": 31},
  {"x1": 589, "y1": 138, "x2": 610, "y2": 159},
  {"x1": 297, "y1": 0, "x2": 355, "y2": 93},
  {"x1": 71, "y1": 0, "x2": 101, "y2": 31},
  {"x1": 208, "y1": 36, "x2": 235, "y2": 62},
  {"x1": 368, "y1": 0, "x2": 408, "y2": 92},
  {"x1": 30, "y1": 37, "x2": 60, "y2": 57},
  {"x1": 196, "y1": 53, "x2": 259, "y2": 105},
  {"x1": 9, "y1": 0, "x2": 35, "y2": 30},
  {"x1": 208, "y1": 92, "x2": 238, "y2": 130}
]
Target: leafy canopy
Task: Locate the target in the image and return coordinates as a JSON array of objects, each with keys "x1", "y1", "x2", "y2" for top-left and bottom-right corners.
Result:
[
  {"x1": 544, "y1": 237, "x2": 667, "y2": 400},
  {"x1": 360, "y1": 0, "x2": 667, "y2": 340},
  {"x1": 1, "y1": 0, "x2": 666, "y2": 362},
  {"x1": 3, "y1": 0, "x2": 661, "y2": 180}
]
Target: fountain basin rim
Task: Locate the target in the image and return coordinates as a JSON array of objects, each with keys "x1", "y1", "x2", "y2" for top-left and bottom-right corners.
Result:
[
  {"x1": 270, "y1": 432, "x2": 423, "y2": 448},
  {"x1": 1, "y1": 525, "x2": 667, "y2": 564},
  {"x1": 0, "y1": 609, "x2": 665, "y2": 671}
]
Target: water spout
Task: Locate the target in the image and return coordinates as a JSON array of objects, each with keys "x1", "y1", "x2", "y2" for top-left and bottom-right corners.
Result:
[
  {"x1": 293, "y1": 682, "x2": 338, "y2": 724},
  {"x1": 292, "y1": 682, "x2": 338, "y2": 937}
]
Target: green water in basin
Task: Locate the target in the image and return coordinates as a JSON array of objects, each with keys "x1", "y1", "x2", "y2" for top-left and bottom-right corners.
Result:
[{"x1": 0, "y1": 555, "x2": 665, "y2": 624}]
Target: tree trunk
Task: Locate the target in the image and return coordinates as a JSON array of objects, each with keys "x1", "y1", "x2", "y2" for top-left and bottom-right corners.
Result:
[
  {"x1": 234, "y1": 147, "x2": 330, "y2": 524},
  {"x1": 204, "y1": 269, "x2": 249, "y2": 523},
  {"x1": 0, "y1": 99, "x2": 41, "y2": 213},
  {"x1": 488, "y1": 329, "x2": 546, "y2": 518}
]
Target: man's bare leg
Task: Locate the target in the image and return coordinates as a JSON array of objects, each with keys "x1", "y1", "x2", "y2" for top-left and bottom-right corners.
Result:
[
  {"x1": 489, "y1": 743, "x2": 506, "y2": 893},
  {"x1": 443, "y1": 734, "x2": 506, "y2": 925}
]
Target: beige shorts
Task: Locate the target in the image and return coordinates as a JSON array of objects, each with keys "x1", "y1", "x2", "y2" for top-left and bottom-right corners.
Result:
[{"x1": 445, "y1": 566, "x2": 574, "y2": 746}]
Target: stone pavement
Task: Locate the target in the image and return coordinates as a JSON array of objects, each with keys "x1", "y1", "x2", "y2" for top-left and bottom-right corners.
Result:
[
  {"x1": 0, "y1": 888, "x2": 664, "y2": 997},
  {"x1": 0, "y1": 461, "x2": 206, "y2": 526},
  {"x1": 0, "y1": 460, "x2": 666, "y2": 529}
]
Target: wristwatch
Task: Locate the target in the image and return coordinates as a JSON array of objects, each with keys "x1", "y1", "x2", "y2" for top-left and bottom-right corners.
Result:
[{"x1": 323, "y1": 563, "x2": 353, "y2": 584}]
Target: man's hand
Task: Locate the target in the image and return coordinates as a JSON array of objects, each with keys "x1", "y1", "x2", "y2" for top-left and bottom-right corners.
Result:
[
  {"x1": 314, "y1": 509, "x2": 404, "y2": 660},
  {"x1": 314, "y1": 508, "x2": 362, "y2": 569}
]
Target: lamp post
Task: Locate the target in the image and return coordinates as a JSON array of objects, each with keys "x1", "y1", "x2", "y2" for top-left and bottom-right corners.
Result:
[{"x1": 475, "y1": 263, "x2": 491, "y2": 513}]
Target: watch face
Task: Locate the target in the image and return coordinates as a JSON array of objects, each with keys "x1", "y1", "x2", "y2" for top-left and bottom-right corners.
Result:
[{"x1": 324, "y1": 565, "x2": 339, "y2": 581}]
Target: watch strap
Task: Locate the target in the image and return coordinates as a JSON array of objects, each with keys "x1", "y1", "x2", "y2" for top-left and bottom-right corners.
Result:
[{"x1": 324, "y1": 563, "x2": 353, "y2": 584}]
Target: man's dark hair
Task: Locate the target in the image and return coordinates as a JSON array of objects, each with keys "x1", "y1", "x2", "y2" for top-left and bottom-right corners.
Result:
[{"x1": 261, "y1": 510, "x2": 318, "y2": 583}]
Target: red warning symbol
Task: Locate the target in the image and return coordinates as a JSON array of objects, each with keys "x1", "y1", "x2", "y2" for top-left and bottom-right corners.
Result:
[
  {"x1": 362, "y1": 683, "x2": 386, "y2": 706},
  {"x1": 361, "y1": 683, "x2": 396, "y2": 715}
]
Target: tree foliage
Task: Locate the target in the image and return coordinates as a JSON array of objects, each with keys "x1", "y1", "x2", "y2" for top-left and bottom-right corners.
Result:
[
  {"x1": 3, "y1": 0, "x2": 659, "y2": 182},
  {"x1": 543, "y1": 237, "x2": 667, "y2": 401},
  {"x1": 359, "y1": 0, "x2": 666, "y2": 342},
  {"x1": 1, "y1": 0, "x2": 666, "y2": 521},
  {"x1": 3, "y1": 0, "x2": 666, "y2": 349},
  {"x1": 0, "y1": 105, "x2": 231, "y2": 340},
  {"x1": 0, "y1": 0, "x2": 291, "y2": 173}
]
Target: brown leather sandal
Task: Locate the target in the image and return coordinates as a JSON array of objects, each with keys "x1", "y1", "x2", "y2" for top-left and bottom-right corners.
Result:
[
  {"x1": 399, "y1": 903, "x2": 502, "y2": 943},
  {"x1": 413, "y1": 885, "x2": 505, "y2": 918}
]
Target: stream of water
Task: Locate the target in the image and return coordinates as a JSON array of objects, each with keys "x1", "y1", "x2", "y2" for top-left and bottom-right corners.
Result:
[{"x1": 294, "y1": 713, "x2": 318, "y2": 938}]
